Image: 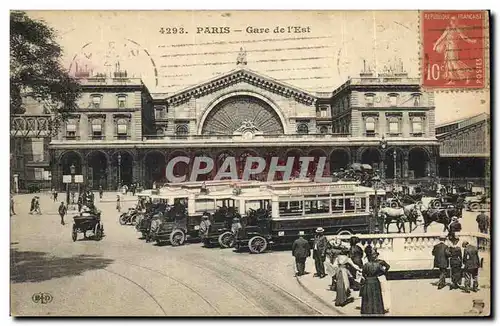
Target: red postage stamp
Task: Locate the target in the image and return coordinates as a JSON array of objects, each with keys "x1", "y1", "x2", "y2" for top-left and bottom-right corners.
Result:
[{"x1": 422, "y1": 11, "x2": 486, "y2": 89}]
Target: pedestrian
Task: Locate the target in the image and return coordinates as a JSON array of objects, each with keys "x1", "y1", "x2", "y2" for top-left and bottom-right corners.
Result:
[
  {"x1": 58, "y1": 202, "x2": 67, "y2": 225},
  {"x1": 312, "y1": 227, "x2": 329, "y2": 278},
  {"x1": 99, "y1": 185, "x2": 103, "y2": 200},
  {"x1": 29, "y1": 196, "x2": 36, "y2": 214},
  {"x1": 331, "y1": 248, "x2": 360, "y2": 306},
  {"x1": 432, "y1": 235, "x2": 449, "y2": 290},
  {"x1": 10, "y1": 194, "x2": 15, "y2": 215},
  {"x1": 372, "y1": 249, "x2": 391, "y2": 313},
  {"x1": 360, "y1": 251, "x2": 386, "y2": 315},
  {"x1": 448, "y1": 216, "x2": 462, "y2": 241},
  {"x1": 292, "y1": 235, "x2": 311, "y2": 277},
  {"x1": 116, "y1": 194, "x2": 121, "y2": 212},
  {"x1": 448, "y1": 237, "x2": 463, "y2": 290},
  {"x1": 476, "y1": 210, "x2": 489, "y2": 234},
  {"x1": 348, "y1": 236, "x2": 364, "y2": 290},
  {"x1": 34, "y1": 197, "x2": 41, "y2": 215},
  {"x1": 462, "y1": 240, "x2": 480, "y2": 293}
]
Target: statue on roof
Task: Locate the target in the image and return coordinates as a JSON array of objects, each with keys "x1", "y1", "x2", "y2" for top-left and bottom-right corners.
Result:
[{"x1": 236, "y1": 47, "x2": 247, "y2": 66}]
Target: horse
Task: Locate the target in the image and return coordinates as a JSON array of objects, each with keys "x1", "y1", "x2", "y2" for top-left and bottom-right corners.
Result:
[
  {"x1": 379, "y1": 203, "x2": 422, "y2": 233},
  {"x1": 421, "y1": 207, "x2": 462, "y2": 232}
]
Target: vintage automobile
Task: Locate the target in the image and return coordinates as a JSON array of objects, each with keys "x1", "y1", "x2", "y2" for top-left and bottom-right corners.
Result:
[
  {"x1": 72, "y1": 210, "x2": 104, "y2": 242},
  {"x1": 230, "y1": 181, "x2": 384, "y2": 253}
]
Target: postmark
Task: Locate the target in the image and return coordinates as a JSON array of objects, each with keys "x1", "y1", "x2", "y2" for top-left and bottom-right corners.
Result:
[{"x1": 421, "y1": 11, "x2": 486, "y2": 89}]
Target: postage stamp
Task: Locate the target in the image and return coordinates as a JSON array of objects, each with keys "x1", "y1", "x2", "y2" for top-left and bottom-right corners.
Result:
[{"x1": 421, "y1": 11, "x2": 486, "y2": 89}]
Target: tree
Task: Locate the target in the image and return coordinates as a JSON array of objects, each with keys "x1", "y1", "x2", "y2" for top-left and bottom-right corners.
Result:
[{"x1": 10, "y1": 11, "x2": 80, "y2": 129}]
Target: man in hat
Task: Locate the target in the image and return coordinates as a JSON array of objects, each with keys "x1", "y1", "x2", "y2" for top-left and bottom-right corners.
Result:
[
  {"x1": 313, "y1": 227, "x2": 330, "y2": 278},
  {"x1": 432, "y1": 235, "x2": 449, "y2": 289},
  {"x1": 462, "y1": 240, "x2": 480, "y2": 293},
  {"x1": 448, "y1": 237, "x2": 463, "y2": 290},
  {"x1": 292, "y1": 235, "x2": 311, "y2": 276},
  {"x1": 476, "y1": 210, "x2": 489, "y2": 234}
]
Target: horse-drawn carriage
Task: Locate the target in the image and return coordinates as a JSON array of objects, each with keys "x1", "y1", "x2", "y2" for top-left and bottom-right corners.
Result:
[{"x1": 72, "y1": 210, "x2": 104, "y2": 242}]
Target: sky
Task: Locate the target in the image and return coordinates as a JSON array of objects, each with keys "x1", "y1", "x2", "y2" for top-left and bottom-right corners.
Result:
[{"x1": 26, "y1": 10, "x2": 490, "y2": 124}]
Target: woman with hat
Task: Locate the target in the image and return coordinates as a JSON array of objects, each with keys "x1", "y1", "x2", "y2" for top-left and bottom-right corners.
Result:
[
  {"x1": 331, "y1": 248, "x2": 361, "y2": 307},
  {"x1": 360, "y1": 250, "x2": 386, "y2": 315}
]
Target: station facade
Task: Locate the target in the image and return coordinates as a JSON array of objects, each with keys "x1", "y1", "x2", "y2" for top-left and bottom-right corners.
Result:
[{"x1": 40, "y1": 63, "x2": 440, "y2": 190}]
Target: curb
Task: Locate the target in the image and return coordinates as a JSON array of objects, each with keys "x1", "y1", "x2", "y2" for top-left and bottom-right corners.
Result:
[{"x1": 292, "y1": 263, "x2": 345, "y2": 315}]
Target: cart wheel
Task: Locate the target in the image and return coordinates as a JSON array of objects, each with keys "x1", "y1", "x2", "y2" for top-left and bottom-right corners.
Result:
[
  {"x1": 119, "y1": 214, "x2": 127, "y2": 225},
  {"x1": 469, "y1": 203, "x2": 480, "y2": 212},
  {"x1": 431, "y1": 200, "x2": 441, "y2": 209},
  {"x1": 170, "y1": 229, "x2": 186, "y2": 246},
  {"x1": 248, "y1": 236, "x2": 267, "y2": 254},
  {"x1": 72, "y1": 226, "x2": 77, "y2": 242},
  {"x1": 218, "y1": 231, "x2": 235, "y2": 248}
]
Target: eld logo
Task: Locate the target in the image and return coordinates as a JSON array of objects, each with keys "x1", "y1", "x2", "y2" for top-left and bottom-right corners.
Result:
[{"x1": 32, "y1": 292, "x2": 53, "y2": 304}]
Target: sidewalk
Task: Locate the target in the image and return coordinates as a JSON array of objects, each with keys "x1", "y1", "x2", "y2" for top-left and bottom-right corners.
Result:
[{"x1": 295, "y1": 259, "x2": 491, "y2": 316}]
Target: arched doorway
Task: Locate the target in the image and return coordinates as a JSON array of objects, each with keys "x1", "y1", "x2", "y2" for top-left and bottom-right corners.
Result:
[
  {"x1": 112, "y1": 151, "x2": 134, "y2": 189},
  {"x1": 384, "y1": 148, "x2": 404, "y2": 180},
  {"x1": 87, "y1": 151, "x2": 108, "y2": 190},
  {"x1": 168, "y1": 151, "x2": 190, "y2": 181},
  {"x1": 329, "y1": 149, "x2": 350, "y2": 173},
  {"x1": 360, "y1": 148, "x2": 381, "y2": 171},
  {"x1": 285, "y1": 149, "x2": 303, "y2": 179},
  {"x1": 144, "y1": 151, "x2": 166, "y2": 188},
  {"x1": 59, "y1": 151, "x2": 83, "y2": 190},
  {"x1": 409, "y1": 147, "x2": 430, "y2": 178},
  {"x1": 215, "y1": 151, "x2": 236, "y2": 181},
  {"x1": 192, "y1": 152, "x2": 212, "y2": 181},
  {"x1": 308, "y1": 149, "x2": 328, "y2": 177}
]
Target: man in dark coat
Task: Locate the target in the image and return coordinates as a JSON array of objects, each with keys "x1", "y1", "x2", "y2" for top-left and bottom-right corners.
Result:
[
  {"x1": 58, "y1": 202, "x2": 67, "y2": 225},
  {"x1": 292, "y1": 235, "x2": 311, "y2": 276},
  {"x1": 447, "y1": 237, "x2": 463, "y2": 290},
  {"x1": 432, "y1": 235, "x2": 449, "y2": 289},
  {"x1": 313, "y1": 227, "x2": 330, "y2": 278},
  {"x1": 462, "y1": 241, "x2": 480, "y2": 293},
  {"x1": 476, "y1": 211, "x2": 489, "y2": 234}
]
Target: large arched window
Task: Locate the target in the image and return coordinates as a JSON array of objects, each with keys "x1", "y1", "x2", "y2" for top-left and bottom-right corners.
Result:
[{"x1": 297, "y1": 123, "x2": 309, "y2": 134}]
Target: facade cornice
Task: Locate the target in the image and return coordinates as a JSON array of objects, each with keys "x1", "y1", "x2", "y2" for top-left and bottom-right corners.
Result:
[{"x1": 165, "y1": 68, "x2": 317, "y2": 107}]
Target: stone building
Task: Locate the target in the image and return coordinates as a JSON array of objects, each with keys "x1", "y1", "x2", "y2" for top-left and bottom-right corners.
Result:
[{"x1": 39, "y1": 63, "x2": 440, "y2": 190}]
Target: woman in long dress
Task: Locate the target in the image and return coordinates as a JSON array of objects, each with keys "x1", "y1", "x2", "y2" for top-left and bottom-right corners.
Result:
[
  {"x1": 433, "y1": 16, "x2": 477, "y2": 85},
  {"x1": 332, "y1": 249, "x2": 362, "y2": 307},
  {"x1": 360, "y1": 252, "x2": 386, "y2": 315}
]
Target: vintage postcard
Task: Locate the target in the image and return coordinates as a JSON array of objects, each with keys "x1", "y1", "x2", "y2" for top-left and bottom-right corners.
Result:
[{"x1": 10, "y1": 10, "x2": 490, "y2": 317}]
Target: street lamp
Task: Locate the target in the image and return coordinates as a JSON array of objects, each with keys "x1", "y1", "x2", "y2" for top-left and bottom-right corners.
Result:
[
  {"x1": 371, "y1": 172, "x2": 382, "y2": 234},
  {"x1": 117, "y1": 153, "x2": 122, "y2": 191}
]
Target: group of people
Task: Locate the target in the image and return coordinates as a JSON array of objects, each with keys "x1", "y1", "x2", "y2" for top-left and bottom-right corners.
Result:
[
  {"x1": 432, "y1": 235, "x2": 481, "y2": 293},
  {"x1": 292, "y1": 230, "x2": 390, "y2": 315}
]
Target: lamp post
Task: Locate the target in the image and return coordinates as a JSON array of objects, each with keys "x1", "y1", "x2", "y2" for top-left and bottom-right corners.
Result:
[
  {"x1": 371, "y1": 172, "x2": 381, "y2": 233},
  {"x1": 117, "y1": 153, "x2": 122, "y2": 191}
]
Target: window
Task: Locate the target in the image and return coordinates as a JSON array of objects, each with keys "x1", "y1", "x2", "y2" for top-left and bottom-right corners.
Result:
[
  {"x1": 91, "y1": 119, "x2": 103, "y2": 138},
  {"x1": 388, "y1": 94, "x2": 398, "y2": 106},
  {"x1": 412, "y1": 117, "x2": 423, "y2": 134},
  {"x1": 319, "y1": 126, "x2": 328, "y2": 134},
  {"x1": 155, "y1": 107, "x2": 166, "y2": 119},
  {"x1": 66, "y1": 120, "x2": 77, "y2": 138},
  {"x1": 365, "y1": 117, "x2": 376, "y2": 136},
  {"x1": 297, "y1": 123, "x2": 309, "y2": 134},
  {"x1": 117, "y1": 119, "x2": 128, "y2": 135},
  {"x1": 413, "y1": 94, "x2": 421, "y2": 106},
  {"x1": 365, "y1": 94, "x2": 375, "y2": 107},
  {"x1": 388, "y1": 117, "x2": 399, "y2": 134},
  {"x1": 175, "y1": 124, "x2": 189, "y2": 136},
  {"x1": 91, "y1": 95, "x2": 102, "y2": 109},
  {"x1": 117, "y1": 95, "x2": 127, "y2": 108}
]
